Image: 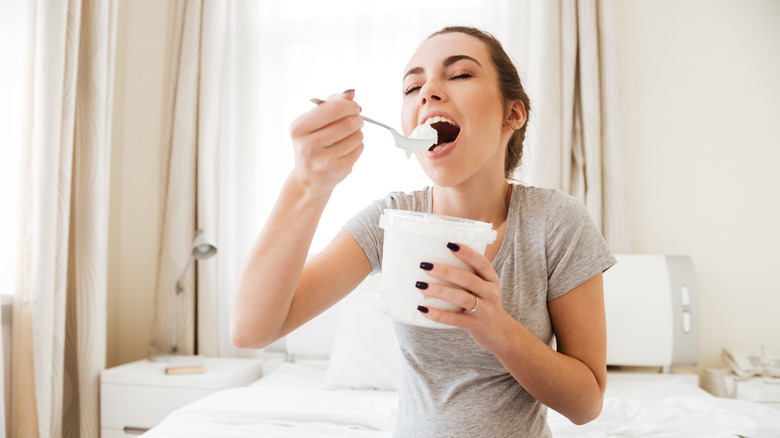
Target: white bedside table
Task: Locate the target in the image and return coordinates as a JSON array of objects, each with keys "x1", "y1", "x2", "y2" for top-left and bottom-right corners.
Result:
[
  {"x1": 100, "y1": 357, "x2": 263, "y2": 437},
  {"x1": 735, "y1": 377, "x2": 780, "y2": 411}
]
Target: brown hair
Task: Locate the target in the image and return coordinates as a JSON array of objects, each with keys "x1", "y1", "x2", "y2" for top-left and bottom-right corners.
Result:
[{"x1": 425, "y1": 26, "x2": 531, "y2": 178}]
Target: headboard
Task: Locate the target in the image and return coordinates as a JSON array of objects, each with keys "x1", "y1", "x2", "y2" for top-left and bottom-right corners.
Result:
[
  {"x1": 284, "y1": 254, "x2": 700, "y2": 368},
  {"x1": 284, "y1": 274, "x2": 382, "y2": 360},
  {"x1": 604, "y1": 254, "x2": 699, "y2": 367}
]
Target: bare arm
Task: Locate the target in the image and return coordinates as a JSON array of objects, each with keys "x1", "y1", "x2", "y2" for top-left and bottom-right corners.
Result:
[
  {"x1": 417, "y1": 244, "x2": 607, "y2": 425},
  {"x1": 492, "y1": 274, "x2": 607, "y2": 424},
  {"x1": 230, "y1": 91, "x2": 372, "y2": 349}
]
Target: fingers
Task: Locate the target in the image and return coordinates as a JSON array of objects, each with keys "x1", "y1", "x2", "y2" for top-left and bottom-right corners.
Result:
[
  {"x1": 291, "y1": 90, "x2": 361, "y2": 138},
  {"x1": 417, "y1": 304, "x2": 476, "y2": 327},
  {"x1": 419, "y1": 244, "x2": 498, "y2": 299},
  {"x1": 416, "y1": 280, "x2": 477, "y2": 312},
  {"x1": 297, "y1": 118, "x2": 364, "y2": 160},
  {"x1": 289, "y1": 90, "x2": 365, "y2": 192},
  {"x1": 415, "y1": 242, "x2": 502, "y2": 328},
  {"x1": 291, "y1": 103, "x2": 362, "y2": 146},
  {"x1": 447, "y1": 242, "x2": 501, "y2": 285}
]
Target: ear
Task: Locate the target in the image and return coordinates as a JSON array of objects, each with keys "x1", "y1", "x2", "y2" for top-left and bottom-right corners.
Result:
[{"x1": 504, "y1": 100, "x2": 527, "y2": 131}]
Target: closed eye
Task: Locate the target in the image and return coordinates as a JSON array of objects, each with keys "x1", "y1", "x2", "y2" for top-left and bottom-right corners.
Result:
[
  {"x1": 404, "y1": 73, "x2": 472, "y2": 96},
  {"x1": 450, "y1": 72, "x2": 472, "y2": 80},
  {"x1": 403, "y1": 84, "x2": 421, "y2": 96}
]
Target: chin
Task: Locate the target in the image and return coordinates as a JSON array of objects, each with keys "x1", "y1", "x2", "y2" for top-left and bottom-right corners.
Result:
[{"x1": 418, "y1": 164, "x2": 467, "y2": 188}]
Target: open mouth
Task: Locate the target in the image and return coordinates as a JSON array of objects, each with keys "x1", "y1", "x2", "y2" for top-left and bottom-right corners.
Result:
[{"x1": 424, "y1": 116, "x2": 460, "y2": 151}]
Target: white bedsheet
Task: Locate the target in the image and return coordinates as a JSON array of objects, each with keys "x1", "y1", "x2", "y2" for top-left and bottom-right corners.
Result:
[
  {"x1": 548, "y1": 373, "x2": 780, "y2": 437},
  {"x1": 144, "y1": 363, "x2": 780, "y2": 438},
  {"x1": 143, "y1": 362, "x2": 396, "y2": 438}
]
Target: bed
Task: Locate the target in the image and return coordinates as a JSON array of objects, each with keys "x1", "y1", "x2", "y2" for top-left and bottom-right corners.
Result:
[{"x1": 143, "y1": 255, "x2": 780, "y2": 437}]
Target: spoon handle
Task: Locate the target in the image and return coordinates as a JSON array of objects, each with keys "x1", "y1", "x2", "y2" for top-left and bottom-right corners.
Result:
[
  {"x1": 310, "y1": 98, "x2": 396, "y2": 133},
  {"x1": 360, "y1": 116, "x2": 394, "y2": 132}
]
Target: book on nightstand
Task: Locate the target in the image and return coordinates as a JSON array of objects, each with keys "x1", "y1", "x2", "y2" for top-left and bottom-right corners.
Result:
[{"x1": 165, "y1": 355, "x2": 205, "y2": 374}]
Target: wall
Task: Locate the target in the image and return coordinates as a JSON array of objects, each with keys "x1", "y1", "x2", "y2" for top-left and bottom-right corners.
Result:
[
  {"x1": 615, "y1": 0, "x2": 780, "y2": 369},
  {"x1": 108, "y1": 0, "x2": 173, "y2": 367},
  {"x1": 107, "y1": 0, "x2": 780, "y2": 370},
  {"x1": 2, "y1": 296, "x2": 11, "y2": 437}
]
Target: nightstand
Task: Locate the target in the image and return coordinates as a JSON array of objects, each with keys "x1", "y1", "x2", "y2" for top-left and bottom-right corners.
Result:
[
  {"x1": 735, "y1": 377, "x2": 780, "y2": 411},
  {"x1": 100, "y1": 357, "x2": 263, "y2": 437}
]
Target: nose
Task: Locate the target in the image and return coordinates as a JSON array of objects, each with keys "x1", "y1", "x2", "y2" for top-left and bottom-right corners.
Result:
[
  {"x1": 423, "y1": 95, "x2": 442, "y2": 105},
  {"x1": 420, "y1": 81, "x2": 444, "y2": 106}
]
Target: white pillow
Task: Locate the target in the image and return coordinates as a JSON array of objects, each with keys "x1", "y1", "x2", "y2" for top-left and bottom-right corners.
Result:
[{"x1": 323, "y1": 289, "x2": 401, "y2": 390}]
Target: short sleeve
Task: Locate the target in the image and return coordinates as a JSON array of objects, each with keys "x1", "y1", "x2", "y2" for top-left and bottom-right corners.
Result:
[
  {"x1": 343, "y1": 200, "x2": 385, "y2": 275},
  {"x1": 343, "y1": 189, "x2": 431, "y2": 275},
  {"x1": 544, "y1": 191, "x2": 617, "y2": 300}
]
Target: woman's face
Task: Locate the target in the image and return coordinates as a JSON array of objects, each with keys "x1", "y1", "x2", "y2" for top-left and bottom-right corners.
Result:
[{"x1": 401, "y1": 32, "x2": 511, "y2": 187}]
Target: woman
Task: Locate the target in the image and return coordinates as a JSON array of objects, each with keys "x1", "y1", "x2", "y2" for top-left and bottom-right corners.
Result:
[{"x1": 231, "y1": 26, "x2": 616, "y2": 436}]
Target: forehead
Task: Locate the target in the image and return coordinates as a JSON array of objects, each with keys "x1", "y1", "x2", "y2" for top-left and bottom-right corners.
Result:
[{"x1": 404, "y1": 32, "x2": 490, "y2": 72}]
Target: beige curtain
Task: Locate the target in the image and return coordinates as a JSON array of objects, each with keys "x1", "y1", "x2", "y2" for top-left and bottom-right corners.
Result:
[
  {"x1": 10, "y1": 1, "x2": 118, "y2": 437},
  {"x1": 525, "y1": 0, "x2": 630, "y2": 251},
  {"x1": 149, "y1": 0, "x2": 227, "y2": 358}
]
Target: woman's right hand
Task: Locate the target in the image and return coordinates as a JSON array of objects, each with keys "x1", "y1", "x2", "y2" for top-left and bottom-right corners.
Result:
[{"x1": 289, "y1": 90, "x2": 364, "y2": 195}]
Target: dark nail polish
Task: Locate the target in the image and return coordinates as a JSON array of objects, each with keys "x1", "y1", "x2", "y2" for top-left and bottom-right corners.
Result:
[
  {"x1": 420, "y1": 262, "x2": 433, "y2": 271},
  {"x1": 415, "y1": 281, "x2": 428, "y2": 290},
  {"x1": 417, "y1": 305, "x2": 429, "y2": 313},
  {"x1": 343, "y1": 89, "x2": 355, "y2": 94},
  {"x1": 447, "y1": 242, "x2": 460, "y2": 252}
]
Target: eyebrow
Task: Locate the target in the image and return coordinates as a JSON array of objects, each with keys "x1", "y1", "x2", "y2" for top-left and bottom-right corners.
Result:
[{"x1": 403, "y1": 55, "x2": 482, "y2": 80}]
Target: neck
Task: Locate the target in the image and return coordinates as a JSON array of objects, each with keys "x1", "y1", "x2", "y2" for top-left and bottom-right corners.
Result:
[{"x1": 431, "y1": 178, "x2": 511, "y2": 227}]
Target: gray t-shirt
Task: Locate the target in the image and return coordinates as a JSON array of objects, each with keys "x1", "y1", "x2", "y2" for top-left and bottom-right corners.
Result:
[{"x1": 344, "y1": 184, "x2": 616, "y2": 437}]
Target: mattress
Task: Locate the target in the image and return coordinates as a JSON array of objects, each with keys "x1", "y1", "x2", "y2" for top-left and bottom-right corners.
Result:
[
  {"x1": 143, "y1": 361, "x2": 395, "y2": 437},
  {"x1": 549, "y1": 372, "x2": 780, "y2": 437},
  {"x1": 143, "y1": 257, "x2": 780, "y2": 437},
  {"x1": 143, "y1": 361, "x2": 780, "y2": 438}
]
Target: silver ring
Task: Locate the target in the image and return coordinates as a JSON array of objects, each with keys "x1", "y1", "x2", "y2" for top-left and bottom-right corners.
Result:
[{"x1": 470, "y1": 296, "x2": 479, "y2": 313}]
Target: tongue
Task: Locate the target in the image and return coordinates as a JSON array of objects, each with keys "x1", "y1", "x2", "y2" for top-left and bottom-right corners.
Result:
[{"x1": 429, "y1": 121, "x2": 460, "y2": 150}]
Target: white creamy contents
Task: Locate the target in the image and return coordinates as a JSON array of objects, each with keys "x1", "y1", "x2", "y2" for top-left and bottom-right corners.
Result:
[
  {"x1": 409, "y1": 123, "x2": 438, "y2": 142},
  {"x1": 379, "y1": 210, "x2": 497, "y2": 329}
]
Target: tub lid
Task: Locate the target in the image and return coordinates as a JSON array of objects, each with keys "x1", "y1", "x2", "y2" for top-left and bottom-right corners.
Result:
[{"x1": 379, "y1": 209, "x2": 497, "y2": 244}]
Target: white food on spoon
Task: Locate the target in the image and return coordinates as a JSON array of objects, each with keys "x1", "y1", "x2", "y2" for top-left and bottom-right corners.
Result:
[
  {"x1": 405, "y1": 123, "x2": 438, "y2": 158},
  {"x1": 410, "y1": 123, "x2": 438, "y2": 142}
]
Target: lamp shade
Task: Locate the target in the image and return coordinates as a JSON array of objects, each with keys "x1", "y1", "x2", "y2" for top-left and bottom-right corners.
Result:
[{"x1": 192, "y1": 229, "x2": 217, "y2": 259}]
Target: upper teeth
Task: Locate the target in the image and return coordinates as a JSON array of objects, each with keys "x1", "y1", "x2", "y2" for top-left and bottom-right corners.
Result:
[{"x1": 422, "y1": 115, "x2": 458, "y2": 127}]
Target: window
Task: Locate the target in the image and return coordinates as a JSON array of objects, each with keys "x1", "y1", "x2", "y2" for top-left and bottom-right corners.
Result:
[
  {"x1": 0, "y1": 0, "x2": 31, "y2": 296},
  {"x1": 234, "y1": 0, "x2": 530, "y2": 252}
]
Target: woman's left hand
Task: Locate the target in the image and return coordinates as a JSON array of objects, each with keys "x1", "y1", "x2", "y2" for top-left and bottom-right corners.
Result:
[{"x1": 417, "y1": 242, "x2": 513, "y2": 351}]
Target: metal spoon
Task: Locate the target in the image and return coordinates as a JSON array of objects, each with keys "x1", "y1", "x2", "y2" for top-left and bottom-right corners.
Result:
[{"x1": 310, "y1": 98, "x2": 436, "y2": 157}]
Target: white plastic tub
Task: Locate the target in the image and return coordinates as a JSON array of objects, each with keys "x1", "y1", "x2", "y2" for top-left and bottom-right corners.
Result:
[{"x1": 378, "y1": 209, "x2": 497, "y2": 328}]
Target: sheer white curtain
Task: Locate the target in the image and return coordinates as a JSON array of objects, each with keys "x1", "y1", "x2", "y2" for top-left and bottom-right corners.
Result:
[
  {"x1": 0, "y1": 0, "x2": 27, "y2": 432},
  {"x1": 0, "y1": 0, "x2": 118, "y2": 437},
  {"x1": 523, "y1": 0, "x2": 630, "y2": 251},
  {"x1": 148, "y1": 0, "x2": 229, "y2": 358}
]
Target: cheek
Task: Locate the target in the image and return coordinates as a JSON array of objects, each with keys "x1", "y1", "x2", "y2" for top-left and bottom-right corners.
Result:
[
  {"x1": 400, "y1": 101, "x2": 417, "y2": 136},
  {"x1": 478, "y1": 98, "x2": 507, "y2": 136}
]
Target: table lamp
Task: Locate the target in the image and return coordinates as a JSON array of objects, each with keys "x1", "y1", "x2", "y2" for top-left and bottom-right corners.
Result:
[{"x1": 151, "y1": 229, "x2": 217, "y2": 361}]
